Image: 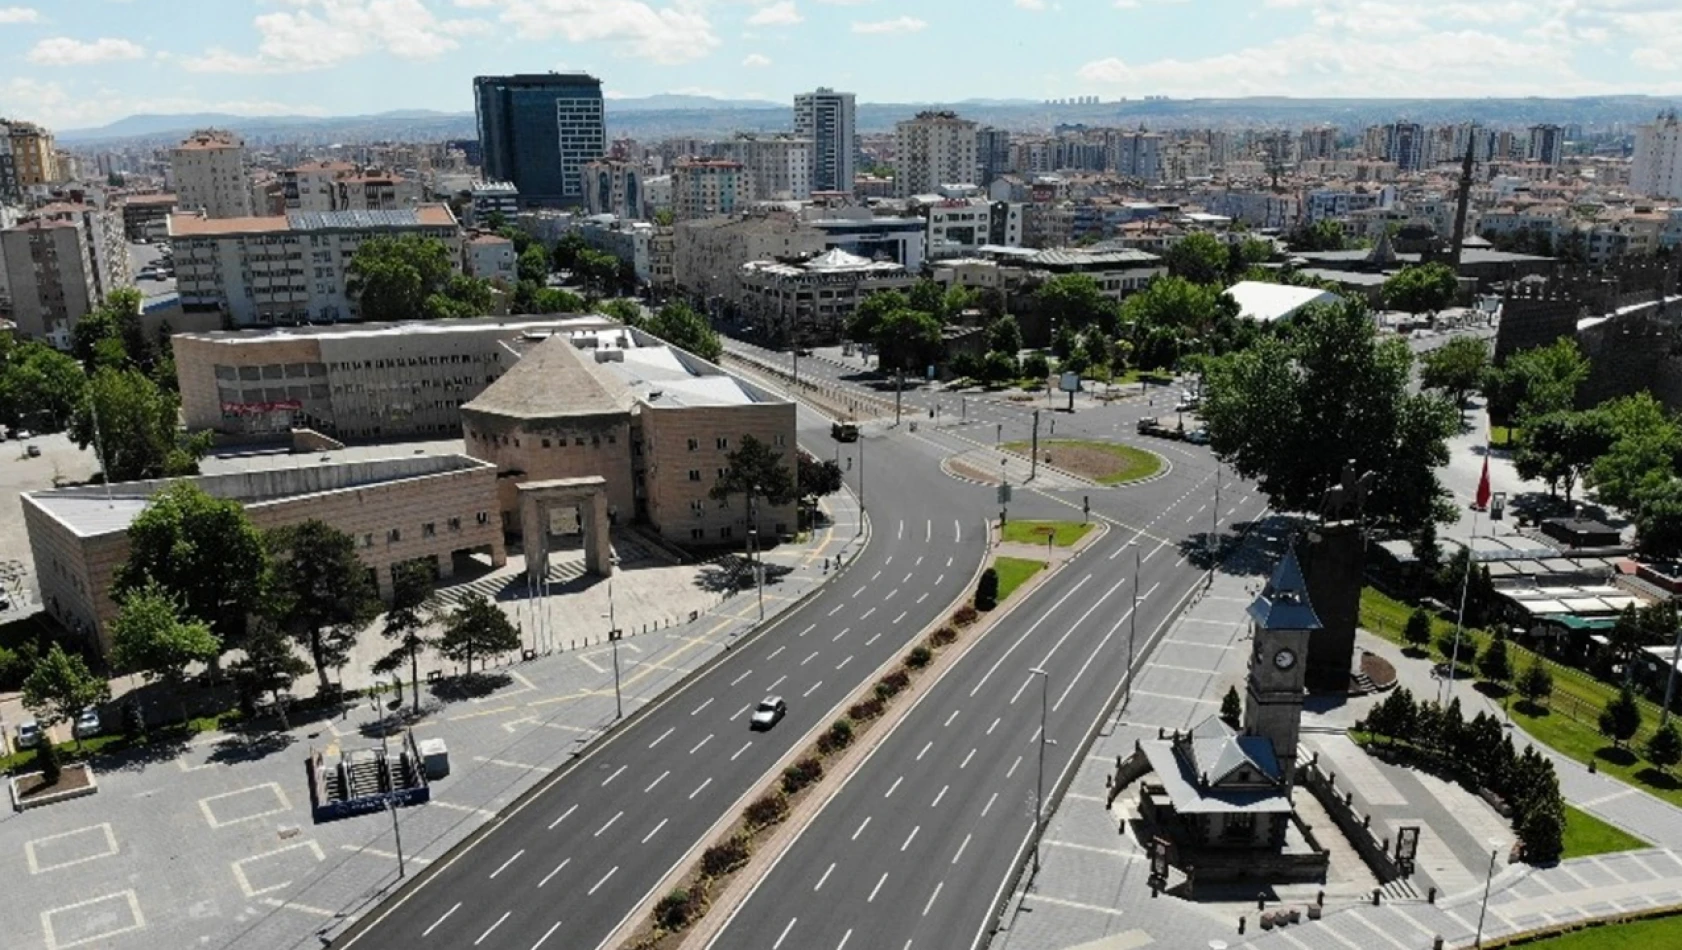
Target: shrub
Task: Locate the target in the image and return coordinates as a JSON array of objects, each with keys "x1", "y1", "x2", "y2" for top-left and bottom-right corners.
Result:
[
  {"x1": 848, "y1": 697, "x2": 886, "y2": 721},
  {"x1": 976, "y1": 568, "x2": 1000, "y2": 611},
  {"x1": 36, "y1": 734, "x2": 61, "y2": 785},
  {"x1": 700, "y1": 836, "x2": 751, "y2": 878},
  {"x1": 1220, "y1": 685, "x2": 1242, "y2": 727},
  {"x1": 905, "y1": 645, "x2": 933, "y2": 669},
  {"x1": 653, "y1": 884, "x2": 708, "y2": 931},
  {"x1": 954, "y1": 604, "x2": 979, "y2": 627},
  {"x1": 743, "y1": 793, "x2": 789, "y2": 829},
  {"x1": 1403, "y1": 607, "x2": 1431, "y2": 650},
  {"x1": 929, "y1": 625, "x2": 958, "y2": 647},
  {"x1": 817, "y1": 719, "x2": 855, "y2": 755},
  {"x1": 873, "y1": 669, "x2": 910, "y2": 701},
  {"x1": 781, "y1": 757, "x2": 824, "y2": 794}
]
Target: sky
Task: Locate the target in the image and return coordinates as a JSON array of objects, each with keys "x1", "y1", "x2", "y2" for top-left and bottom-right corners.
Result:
[{"x1": 3, "y1": 0, "x2": 1682, "y2": 129}]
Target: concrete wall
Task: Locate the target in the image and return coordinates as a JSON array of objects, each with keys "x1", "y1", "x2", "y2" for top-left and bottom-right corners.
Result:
[
  {"x1": 640, "y1": 400, "x2": 799, "y2": 545},
  {"x1": 462, "y1": 409, "x2": 637, "y2": 530}
]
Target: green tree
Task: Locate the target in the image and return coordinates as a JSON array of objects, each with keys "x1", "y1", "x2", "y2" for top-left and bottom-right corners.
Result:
[
  {"x1": 70, "y1": 368, "x2": 209, "y2": 482},
  {"x1": 1608, "y1": 604, "x2": 1648, "y2": 684},
  {"x1": 552, "y1": 232, "x2": 587, "y2": 271},
  {"x1": 376, "y1": 560, "x2": 437, "y2": 714},
  {"x1": 71, "y1": 289, "x2": 151, "y2": 374},
  {"x1": 426, "y1": 275, "x2": 496, "y2": 319},
  {"x1": 848, "y1": 289, "x2": 908, "y2": 345},
  {"x1": 987, "y1": 314, "x2": 1023, "y2": 356},
  {"x1": 36, "y1": 733, "x2": 62, "y2": 785},
  {"x1": 530, "y1": 287, "x2": 587, "y2": 314},
  {"x1": 1479, "y1": 633, "x2": 1513, "y2": 686},
  {"x1": 711, "y1": 434, "x2": 797, "y2": 517},
  {"x1": 1382, "y1": 263, "x2": 1459, "y2": 316},
  {"x1": 1286, "y1": 219, "x2": 1346, "y2": 252},
  {"x1": 1162, "y1": 232, "x2": 1229, "y2": 285},
  {"x1": 1220, "y1": 685, "x2": 1242, "y2": 726},
  {"x1": 346, "y1": 235, "x2": 458, "y2": 321},
  {"x1": 263, "y1": 520, "x2": 382, "y2": 694},
  {"x1": 643, "y1": 302, "x2": 723, "y2": 361},
  {"x1": 599, "y1": 298, "x2": 645, "y2": 327},
  {"x1": 228, "y1": 621, "x2": 311, "y2": 724},
  {"x1": 1516, "y1": 654, "x2": 1555, "y2": 708},
  {"x1": 1648, "y1": 720, "x2": 1682, "y2": 776},
  {"x1": 1414, "y1": 520, "x2": 1442, "y2": 585},
  {"x1": 796, "y1": 451, "x2": 844, "y2": 503},
  {"x1": 1200, "y1": 299, "x2": 1458, "y2": 532},
  {"x1": 1598, "y1": 684, "x2": 1642, "y2": 749},
  {"x1": 1515, "y1": 410, "x2": 1613, "y2": 502},
  {"x1": 871, "y1": 307, "x2": 944, "y2": 374},
  {"x1": 1404, "y1": 607, "x2": 1432, "y2": 650},
  {"x1": 1419, "y1": 335, "x2": 1490, "y2": 407},
  {"x1": 907, "y1": 278, "x2": 948, "y2": 317},
  {"x1": 1035, "y1": 274, "x2": 1116, "y2": 333},
  {"x1": 1518, "y1": 796, "x2": 1565, "y2": 863},
  {"x1": 1587, "y1": 393, "x2": 1682, "y2": 511},
  {"x1": 22, "y1": 643, "x2": 110, "y2": 744},
  {"x1": 1634, "y1": 477, "x2": 1682, "y2": 559},
  {"x1": 1119, "y1": 275, "x2": 1235, "y2": 340},
  {"x1": 113, "y1": 482, "x2": 268, "y2": 658},
  {"x1": 518, "y1": 244, "x2": 551, "y2": 284},
  {"x1": 0, "y1": 341, "x2": 86, "y2": 432},
  {"x1": 436, "y1": 592, "x2": 520, "y2": 674},
  {"x1": 980, "y1": 350, "x2": 1018, "y2": 385},
  {"x1": 975, "y1": 567, "x2": 999, "y2": 611},
  {"x1": 1483, "y1": 337, "x2": 1588, "y2": 426},
  {"x1": 110, "y1": 585, "x2": 222, "y2": 724}
]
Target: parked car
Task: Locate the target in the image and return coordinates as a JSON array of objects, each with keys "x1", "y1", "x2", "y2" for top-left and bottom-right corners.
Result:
[
  {"x1": 831, "y1": 422, "x2": 859, "y2": 442},
  {"x1": 26, "y1": 445, "x2": 41, "y2": 458},
  {"x1": 1185, "y1": 428, "x2": 1210, "y2": 445},
  {"x1": 74, "y1": 707, "x2": 101, "y2": 739},
  {"x1": 749, "y1": 696, "x2": 787, "y2": 731},
  {"x1": 15, "y1": 720, "x2": 41, "y2": 749}
]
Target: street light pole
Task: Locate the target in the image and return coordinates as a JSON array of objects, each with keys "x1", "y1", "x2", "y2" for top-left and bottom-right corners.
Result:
[
  {"x1": 857, "y1": 433, "x2": 865, "y2": 537},
  {"x1": 1443, "y1": 510, "x2": 1482, "y2": 705},
  {"x1": 1473, "y1": 841, "x2": 1502, "y2": 948},
  {"x1": 388, "y1": 798, "x2": 407, "y2": 879},
  {"x1": 1127, "y1": 545, "x2": 1140, "y2": 709},
  {"x1": 1210, "y1": 462, "x2": 1221, "y2": 564},
  {"x1": 1030, "y1": 666, "x2": 1050, "y2": 879},
  {"x1": 1030, "y1": 409, "x2": 1040, "y2": 482}
]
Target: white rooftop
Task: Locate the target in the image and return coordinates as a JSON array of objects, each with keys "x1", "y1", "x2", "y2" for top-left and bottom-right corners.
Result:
[{"x1": 1225, "y1": 280, "x2": 1343, "y2": 323}]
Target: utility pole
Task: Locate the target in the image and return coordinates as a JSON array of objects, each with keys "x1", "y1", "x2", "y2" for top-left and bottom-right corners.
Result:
[
  {"x1": 1030, "y1": 667, "x2": 1050, "y2": 878},
  {"x1": 856, "y1": 432, "x2": 866, "y2": 537},
  {"x1": 388, "y1": 797, "x2": 407, "y2": 879},
  {"x1": 1030, "y1": 410, "x2": 1040, "y2": 482}
]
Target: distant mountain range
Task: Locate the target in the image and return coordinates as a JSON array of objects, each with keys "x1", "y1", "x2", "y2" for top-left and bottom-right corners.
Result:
[{"x1": 56, "y1": 94, "x2": 1682, "y2": 147}]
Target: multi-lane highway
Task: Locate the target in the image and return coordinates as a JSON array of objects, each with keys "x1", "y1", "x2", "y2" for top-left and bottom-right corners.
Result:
[{"x1": 333, "y1": 407, "x2": 989, "y2": 950}]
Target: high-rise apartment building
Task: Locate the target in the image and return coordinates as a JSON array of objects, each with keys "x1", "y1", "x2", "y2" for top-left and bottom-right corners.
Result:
[
  {"x1": 715, "y1": 133, "x2": 811, "y2": 201},
  {"x1": 29, "y1": 201, "x2": 132, "y2": 303},
  {"x1": 1299, "y1": 126, "x2": 1338, "y2": 162},
  {"x1": 1109, "y1": 130, "x2": 1165, "y2": 183},
  {"x1": 1527, "y1": 124, "x2": 1565, "y2": 166},
  {"x1": 2, "y1": 217, "x2": 97, "y2": 348},
  {"x1": 1384, "y1": 122, "x2": 1424, "y2": 171},
  {"x1": 7, "y1": 120, "x2": 57, "y2": 188},
  {"x1": 171, "y1": 129, "x2": 254, "y2": 219},
  {"x1": 671, "y1": 160, "x2": 747, "y2": 221},
  {"x1": 977, "y1": 127, "x2": 1012, "y2": 184},
  {"x1": 0, "y1": 127, "x2": 17, "y2": 203},
  {"x1": 893, "y1": 111, "x2": 978, "y2": 198},
  {"x1": 1633, "y1": 112, "x2": 1682, "y2": 200},
  {"x1": 280, "y1": 161, "x2": 422, "y2": 213},
  {"x1": 793, "y1": 88, "x2": 857, "y2": 193},
  {"x1": 473, "y1": 73, "x2": 605, "y2": 207},
  {"x1": 583, "y1": 159, "x2": 646, "y2": 219}
]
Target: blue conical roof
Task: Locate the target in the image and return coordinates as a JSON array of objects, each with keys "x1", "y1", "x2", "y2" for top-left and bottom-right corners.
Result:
[{"x1": 1247, "y1": 548, "x2": 1323, "y2": 631}]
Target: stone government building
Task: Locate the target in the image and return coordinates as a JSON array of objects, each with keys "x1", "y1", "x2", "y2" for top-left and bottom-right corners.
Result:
[{"x1": 26, "y1": 318, "x2": 797, "y2": 661}]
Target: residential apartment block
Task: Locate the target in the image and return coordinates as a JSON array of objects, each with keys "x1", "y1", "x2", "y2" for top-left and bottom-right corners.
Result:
[
  {"x1": 282, "y1": 161, "x2": 422, "y2": 213},
  {"x1": 1, "y1": 218, "x2": 96, "y2": 348},
  {"x1": 7, "y1": 120, "x2": 57, "y2": 189},
  {"x1": 894, "y1": 111, "x2": 978, "y2": 197},
  {"x1": 738, "y1": 248, "x2": 916, "y2": 343},
  {"x1": 169, "y1": 204, "x2": 462, "y2": 327},
  {"x1": 716, "y1": 133, "x2": 812, "y2": 202},
  {"x1": 170, "y1": 129, "x2": 254, "y2": 219},
  {"x1": 582, "y1": 159, "x2": 646, "y2": 220},
  {"x1": 1633, "y1": 112, "x2": 1682, "y2": 201},
  {"x1": 793, "y1": 88, "x2": 857, "y2": 194},
  {"x1": 672, "y1": 160, "x2": 748, "y2": 221}
]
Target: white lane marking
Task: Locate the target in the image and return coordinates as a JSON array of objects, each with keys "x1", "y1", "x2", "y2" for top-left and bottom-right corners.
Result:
[
  {"x1": 898, "y1": 520, "x2": 904, "y2": 540},
  {"x1": 917, "y1": 593, "x2": 928, "y2": 604},
  {"x1": 970, "y1": 574, "x2": 1097, "y2": 700},
  {"x1": 422, "y1": 902, "x2": 461, "y2": 936},
  {"x1": 953, "y1": 833, "x2": 972, "y2": 865},
  {"x1": 833, "y1": 628, "x2": 850, "y2": 642},
  {"x1": 916, "y1": 556, "x2": 924, "y2": 566},
  {"x1": 922, "y1": 881, "x2": 944, "y2": 917},
  {"x1": 852, "y1": 816, "x2": 871, "y2": 840},
  {"x1": 903, "y1": 572, "x2": 914, "y2": 584},
  {"x1": 935, "y1": 574, "x2": 945, "y2": 586},
  {"x1": 642, "y1": 818, "x2": 668, "y2": 844},
  {"x1": 837, "y1": 655, "x2": 853, "y2": 671},
  {"x1": 868, "y1": 872, "x2": 889, "y2": 902},
  {"x1": 547, "y1": 804, "x2": 577, "y2": 830},
  {"x1": 987, "y1": 717, "x2": 1000, "y2": 735},
  {"x1": 902, "y1": 825, "x2": 920, "y2": 851},
  {"x1": 1007, "y1": 755, "x2": 1022, "y2": 778},
  {"x1": 955, "y1": 520, "x2": 962, "y2": 544},
  {"x1": 690, "y1": 733, "x2": 713, "y2": 755},
  {"x1": 797, "y1": 623, "x2": 815, "y2": 637},
  {"x1": 765, "y1": 672, "x2": 788, "y2": 692},
  {"x1": 803, "y1": 680, "x2": 823, "y2": 698},
  {"x1": 983, "y1": 792, "x2": 998, "y2": 816},
  {"x1": 490, "y1": 849, "x2": 524, "y2": 879},
  {"x1": 838, "y1": 929, "x2": 854, "y2": 950},
  {"x1": 732, "y1": 741, "x2": 752, "y2": 762},
  {"x1": 893, "y1": 610, "x2": 907, "y2": 624},
  {"x1": 803, "y1": 651, "x2": 820, "y2": 665},
  {"x1": 601, "y1": 765, "x2": 626, "y2": 786},
  {"x1": 944, "y1": 709, "x2": 960, "y2": 727},
  {"x1": 865, "y1": 633, "x2": 882, "y2": 646},
  {"x1": 538, "y1": 859, "x2": 570, "y2": 888},
  {"x1": 730, "y1": 669, "x2": 753, "y2": 686},
  {"x1": 861, "y1": 607, "x2": 877, "y2": 620},
  {"x1": 731, "y1": 704, "x2": 751, "y2": 720},
  {"x1": 691, "y1": 698, "x2": 714, "y2": 716},
  {"x1": 475, "y1": 911, "x2": 511, "y2": 945},
  {"x1": 587, "y1": 865, "x2": 618, "y2": 896},
  {"x1": 932, "y1": 785, "x2": 949, "y2": 808},
  {"x1": 885, "y1": 556, "x2": 894, "y2": 565},
  {"x1": 917, "y1": 740, "x2": 933, "y2": 760},
  {"x1": 946, "y1": 555, "x2": 954, "y2": 567},
  {"x1": 885, "y1": 776, "x2": 903, "y2": 798},
  {"x1": 860, "y1": 582, "x2": 873, "y2": 593},
  {"x1": 531, "y1": 920, "x2": 564, "y2": 949},
  {"x1": 815, "y1": 861, "x2": 836, "y2": 891},
  {"x1": 594, "y1": 811, "x2": 622, "y2": 837},
  {"x1": 886, "y1": 588, "x2": 899, "y2": 601},
  {"x1": 649, "y1": 727, "x2": 674, "y2": 749},
  {"x1": 768, "y1": 645, "x2": 786, "y2": 660},
  {"x1": 645, "y1": 771, "x2": 669, "y2": 793},
  {"x1": 689, "y1": 777, "x2": 713, "y2": 799},
  {"x1": 926, "y1": 520, "x2": 932, "y2": 543},
  {"x1": 774, "y1": 917, "x2": 798, "y2": 949},
  {"x1": 829, "y1": 604, "x2": 845, "y2": 616},
  {"x1": 961, "y1": 748, "x2": 976, "y2": 769}
]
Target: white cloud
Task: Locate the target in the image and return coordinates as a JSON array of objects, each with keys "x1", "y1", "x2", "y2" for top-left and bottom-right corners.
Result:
[
  {"x1": 1633, "y1": 47, "x2": 1680, "y2": 71},
  {"x1": 741, "y1": 52, "x2": 772, "y2": 67},
  {"x1": 851, "y1": 15, "x2": 925, "y2": 34},
  {"x1": 27, "y1": 37, "x2": 146, "y2": 65},
  {"x1": 747, "y1": 1, "x2": 801, "y2": 25},
  {"x1": 0, "y1": 6, "x2": 39, "y2": 23},
  {"x1": 1015, "y1": 0, "x2": 1046, "y2": 9},
  {"x1": 1, "y1": 77, "x2": 326, "y2": 128},
  {"x1": 184, "y1": 0, "x2": 482, "y2": 74},
  {"x1": 479, "y1": 0, "x2": 718, "y2": 65}
]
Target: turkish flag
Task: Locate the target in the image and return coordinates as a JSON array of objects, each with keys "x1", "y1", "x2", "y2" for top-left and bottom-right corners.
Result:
[{"x1": 1475, "y1": 456, "x2": 1492, "y2": 511}]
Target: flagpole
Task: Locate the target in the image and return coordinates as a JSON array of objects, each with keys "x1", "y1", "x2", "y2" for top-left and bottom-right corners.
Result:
[{"x1": 1444, "y1": 449, "x2": 1492, "y2": 705}]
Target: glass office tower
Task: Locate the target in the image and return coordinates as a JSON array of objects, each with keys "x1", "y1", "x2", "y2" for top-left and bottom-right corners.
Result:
[{"x1": 473, "y1": 73, "x2": 605, "y2": 207}]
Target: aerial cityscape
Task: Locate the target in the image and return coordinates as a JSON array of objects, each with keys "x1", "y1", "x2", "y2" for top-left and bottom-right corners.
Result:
[{"x1": 6, "y1": 3, "x2": 1682, "y2": 950}]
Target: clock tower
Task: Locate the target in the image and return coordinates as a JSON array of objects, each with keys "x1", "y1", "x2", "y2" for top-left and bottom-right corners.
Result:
[{"x1": 1243, "y1": 549, "x2": 1320, "y2": 774}]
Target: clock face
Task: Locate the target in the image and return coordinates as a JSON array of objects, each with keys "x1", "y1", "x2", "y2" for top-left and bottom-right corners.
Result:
[{"x1": 1273, "y1": 648, "x2": 1297, "y2": 670}]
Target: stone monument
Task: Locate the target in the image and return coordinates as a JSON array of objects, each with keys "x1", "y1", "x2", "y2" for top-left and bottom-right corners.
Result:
[{"x1": 1300, "y1": 461, "x2": 1372, "y2": 692}]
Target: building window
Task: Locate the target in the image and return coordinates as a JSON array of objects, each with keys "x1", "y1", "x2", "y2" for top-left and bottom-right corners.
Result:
[
  {"x1": 688, "y1": 438, "x2": 699, "y2": 451},
  {"x1": 691, "y1": 528, "x2": 705, "y2": 540},
  {"x1": 690, "y1": 500, "x2": 704, "y2": 515},
  {"x1": 542, "y1": 439, "x2": 551, "y2": 448},
  {"x1": 448, "y1": 517, "x2": 462, "y2": 532},
  {"x1": 716, "y1": 437, "x2": 728, "y2": 450},
  {"x1": 717, "y1": 468, "x2": 728, "y2": 479},
  {"x1": 423, "y1": 523, "x2": 436, "y2": 538},
  {"x1": 721, "y1": 526, "x2": 733, "y2": 539},
  {"x1": 361, "y1": 533, "x2": 374, "y2": 548},
  {"x1": 774, "y1": 434, "x2": 786, "y2": 447},
  {"x1": 387, "y1": 528, "x2": 401, "y2": 544},
  {"x1": 688, "y1": 469, "x2": 701, "y2": 481},
  {"x1": 477, "y1": 511, "x2": 490, "y2": 525},
  {"x1": 575, "y1": 437, "x2": 585, "y2": 446},
  {"x1": 592, "y1": 435, "x2": 600, "y2": 447}
]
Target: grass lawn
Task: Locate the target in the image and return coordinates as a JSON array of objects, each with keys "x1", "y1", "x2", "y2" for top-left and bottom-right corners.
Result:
[
  {"x1": 1003, "y1": 439, "x2": 1164, "y2": 485},
  {"x1": 1490, "y1": 424, "x2": 1521, "y2": 447},
  {"x1": 999, "y1": 520, "x2": 1094, "y2": 547},
  {"x1": 1562, "y1": 803, "x2": 1650, "y2": 859},
  {"x1": 993, "y1": 557, "x2": 1046, "y2": 601},
  {"x1": 1360, "y1": 586, "x2": 1682, "y2": 808},
  {"x1": 1495, "y1": 912, "x2": 1682, "y2": 948}
]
